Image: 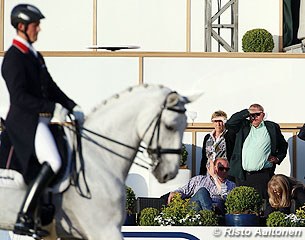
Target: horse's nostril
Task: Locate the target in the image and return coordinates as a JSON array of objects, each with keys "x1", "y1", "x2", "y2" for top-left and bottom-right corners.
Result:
[{"x1": 163, "y1": 174, "x2": 168, "y2": 181}]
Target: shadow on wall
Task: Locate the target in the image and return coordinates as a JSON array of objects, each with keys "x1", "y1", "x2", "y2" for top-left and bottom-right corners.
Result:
[
  {"x1": 184, "y1": 143, "x2": 203, "y2": 176},
  {"x1": 295, "y1": 136, "x2": 305, "y2": 182},
  {"x1": 287, "y1": 136, "x2": 295, "y2": 176},
  {"x1": 287, "y1": 136, "x2": 305, "y2": 182},
  {"x1": 126, "y1": 173, "x2": 148, "y2": 197}
]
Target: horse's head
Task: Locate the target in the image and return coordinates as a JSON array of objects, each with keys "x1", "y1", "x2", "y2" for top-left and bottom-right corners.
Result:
[{"x1": 142, "y1": 90, "x2": 200, "y2": 183}]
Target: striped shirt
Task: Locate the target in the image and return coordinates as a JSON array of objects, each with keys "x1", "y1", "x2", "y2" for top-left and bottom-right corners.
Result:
[
  {"x1": 174, "y1": 175, "x2": 236, "y2": 206},
  {"x1": 205, "y1": 129, "x2": 227, "y2": 162}
]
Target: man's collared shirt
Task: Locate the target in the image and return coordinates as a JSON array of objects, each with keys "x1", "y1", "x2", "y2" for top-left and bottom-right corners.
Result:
[
  {"x1": 242, "y1": 121, "x2": 272, "y2": 171},
  {"x1": 14, "y1": 35, "x2": 38, "y2": 57},
  {"x1": 174, "y1": 175, "x2": 235, "y2": 206}
]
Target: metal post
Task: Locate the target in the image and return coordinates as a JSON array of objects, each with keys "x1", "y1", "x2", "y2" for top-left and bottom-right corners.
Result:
[{"x1": 204, "y1": 0, "x2": 238, "y2": 52}]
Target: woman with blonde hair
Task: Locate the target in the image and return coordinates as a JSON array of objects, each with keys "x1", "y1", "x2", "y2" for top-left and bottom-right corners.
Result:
[
  {"x1": 266, "y1": 174, "x2": 305, "y2": 215},
  {"x1": 199, "y1": 110, "x2": 235, "y2": 177}
]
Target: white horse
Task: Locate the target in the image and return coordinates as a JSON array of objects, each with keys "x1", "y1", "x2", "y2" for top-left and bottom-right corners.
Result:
[{"x1": 0, "y1": 84, "x2": 198, "y2": 240}]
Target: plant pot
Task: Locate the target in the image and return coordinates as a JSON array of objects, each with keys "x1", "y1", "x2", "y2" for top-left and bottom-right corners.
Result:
[
  {"x1": 124, "y1": 213, "x2": 137, "y2": 226},
  {"x1": 179, "y1": 165, "x2": 188, "y2": 169},
  {"x1": 225, "y1": 214, "x2": 259, "y2": 226}
]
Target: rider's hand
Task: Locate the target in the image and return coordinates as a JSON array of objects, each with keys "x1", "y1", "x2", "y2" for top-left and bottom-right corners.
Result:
[
  {"x1": 51, "y1": 103, "x2": 69, "y2": 123},
  {"x1": 73, "y1": 105, "x2": 85, "y2": 125}
]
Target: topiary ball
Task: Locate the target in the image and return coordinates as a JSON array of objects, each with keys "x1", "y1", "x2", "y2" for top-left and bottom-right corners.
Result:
[
  {"x1": 242, "y1": 28, "x2": 274, "y2": 52},
  {"x1": 198, "y1": 209, "x2": 219, "y2": 226},
  {"x1": 266, "y1": 211, "x2": 290, "y2": 227},
  {"x1": 225, "y1": 186, "x2": 262, "y2": 214},
  {"x1": 139, "y1": 207, "x2": 159, "y2": 226}
]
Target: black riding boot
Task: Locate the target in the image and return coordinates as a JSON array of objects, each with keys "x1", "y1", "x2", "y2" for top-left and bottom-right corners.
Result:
[{"x1": 14, "y1": 162, "x2": 55, "y2": 239}]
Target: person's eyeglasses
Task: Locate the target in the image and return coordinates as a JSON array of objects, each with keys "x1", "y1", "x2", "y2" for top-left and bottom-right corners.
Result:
[
  {"x1": 212, "y1": 120, "x2": 223, "y2": 123},
  {"x1": 218, "y1": 166, "x2": 230, "y2": 172},
  {"x1": 250, "y1": 112, "x2": 262, "y2": 118}
]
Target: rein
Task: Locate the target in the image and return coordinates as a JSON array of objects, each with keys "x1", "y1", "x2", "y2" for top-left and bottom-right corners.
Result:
[
  {"x1": 82, "y1": 91, "x2": 185, "y2": 167},
  {"x1": 67, "y1": 91, "x2": 186, "y2": 198}
]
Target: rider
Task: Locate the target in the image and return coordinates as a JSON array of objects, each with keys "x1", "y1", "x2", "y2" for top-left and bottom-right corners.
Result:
[{"x1": 1, "y1": 4, "x2": 84, "y2": 237}]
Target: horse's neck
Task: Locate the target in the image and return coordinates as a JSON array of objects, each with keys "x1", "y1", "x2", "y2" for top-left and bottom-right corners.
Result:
[
  {"x1": 82, "y1": 86, "x2": 169, "y2": 181},
  {"x1": 83, "y1": 108, "x2": 140, "y2": 182}
]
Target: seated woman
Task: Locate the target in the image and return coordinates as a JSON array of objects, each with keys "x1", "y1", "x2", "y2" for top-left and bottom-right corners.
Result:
[{"x1": 265, "y1": 174, "x2": 305, "y2": 215}]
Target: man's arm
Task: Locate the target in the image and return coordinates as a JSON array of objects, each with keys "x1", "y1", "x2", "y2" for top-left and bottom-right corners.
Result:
[
  {"x1": 226, "y1": 109, "x2": 250, "y2": 133},
  {"x1": 167, "y1": 176, "x2": 203, "y2": 204},
  {"x1": 167, "y1": 192, "x2": 180, "y2": 204}
]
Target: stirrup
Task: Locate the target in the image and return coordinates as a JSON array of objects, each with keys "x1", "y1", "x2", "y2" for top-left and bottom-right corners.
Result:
[{"x1": 14, "y1": 213, "x2": 49, "y2": 239}]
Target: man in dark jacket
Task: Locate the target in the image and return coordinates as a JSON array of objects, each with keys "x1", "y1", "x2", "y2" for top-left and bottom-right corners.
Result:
[
  {"x1": 226, "y1": 104, "x2": 288, "y2": 200},
  {"x1": 1, "y1": 4, "x2": 84, "y2": 238}
]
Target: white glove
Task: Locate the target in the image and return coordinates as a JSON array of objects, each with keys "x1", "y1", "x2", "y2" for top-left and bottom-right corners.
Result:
[
  {"x1": 73, "y1": 105, "x2": 85, "y2": 125},
  {"x1": 51, "y1": 103, "x2": 69, "y2": 123}
]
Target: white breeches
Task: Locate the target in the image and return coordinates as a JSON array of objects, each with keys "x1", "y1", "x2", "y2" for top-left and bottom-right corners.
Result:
[{"x1": 34, "y1": 117, "x2": 62, "y2": 173}]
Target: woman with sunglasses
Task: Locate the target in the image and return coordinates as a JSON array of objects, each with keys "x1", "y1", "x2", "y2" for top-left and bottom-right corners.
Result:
[
  {"x1": 199, "y1": 110, "x2": 235, "y2": 178},
  {"x1": 265, "y1": 174, "x2": 305, "y2": 215}
]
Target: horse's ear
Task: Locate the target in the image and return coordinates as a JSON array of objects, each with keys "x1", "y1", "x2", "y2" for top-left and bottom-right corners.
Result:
[
  {"x1": 166, "y1": 92, "x2": 179, "y2": 107},
  {"x1": 182, "y1": 92, "x2": 203, "y2": 104}
]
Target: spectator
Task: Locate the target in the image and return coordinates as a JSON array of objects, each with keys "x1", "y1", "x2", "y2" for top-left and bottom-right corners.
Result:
[
  {"x1": 265, "y1": 174, "x2": 305, "y2": 215},
  {"x1": 199, "y1": 110, "x2": 235, "y2": 178},
  {"x1": 168, "y1": 158, "x2": 235, "y2": 214},
  {"x1": 226, "y1": 104, "x2": 288, "y2": 200}
]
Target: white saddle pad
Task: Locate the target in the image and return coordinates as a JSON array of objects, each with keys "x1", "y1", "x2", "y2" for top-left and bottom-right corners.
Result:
[
  {"x1": 0, "y1": 168, "x2": 71, "y2": 193},
  {"x1": 0, "y1": 169, "x2": 27, "y2": 190}
]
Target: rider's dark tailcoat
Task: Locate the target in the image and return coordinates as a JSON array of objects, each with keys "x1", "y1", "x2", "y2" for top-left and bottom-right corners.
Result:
[{"x1": 0, "y1": 39, "x2": 76, "y2": 181}]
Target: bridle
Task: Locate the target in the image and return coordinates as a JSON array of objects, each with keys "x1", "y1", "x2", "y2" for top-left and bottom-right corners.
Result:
[
  {"x1": 144, "y1": 92, "x2": 186, "y2": 170},
  {"x1": 75, "y1": 91, "x2": 186, "y2": 169},
  {"x1": 67, "y1": 91, "x2": 186, "y2": 198}
]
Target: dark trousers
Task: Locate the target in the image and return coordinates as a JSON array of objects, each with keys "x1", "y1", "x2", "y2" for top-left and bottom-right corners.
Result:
[{"x1": 236, "y1": 168, "x2": 274, "y2": 201}]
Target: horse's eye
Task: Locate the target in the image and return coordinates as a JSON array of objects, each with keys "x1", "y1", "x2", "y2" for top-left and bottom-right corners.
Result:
[{"x1": 165, "y1": 125, "x2": 174, "y2": 131}]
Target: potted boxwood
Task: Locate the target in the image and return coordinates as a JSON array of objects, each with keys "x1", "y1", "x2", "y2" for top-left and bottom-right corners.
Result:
[
  {"x1": 180, "y1": 143, "x2": 188, "y2": 169},
  {"x1": 266, "y1": 205, "x2": 305, "y2": 227},
  {"x1": 139, "y1": 207, "x2": 160, "y2": 226},
  {"x1": 124, "y1": 186, "x2": 136, "y2": 225},
  {"x1": 242, "y1": 28, "x2": 274, "y2": 52},
  {"x1": 266, "y1": 211, "x2": 290, "y2": 227},
  {"x1": 225, "y1": 186, "x2": 262, "y2": 226}
]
